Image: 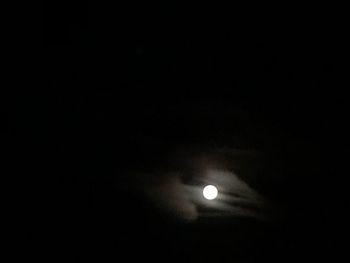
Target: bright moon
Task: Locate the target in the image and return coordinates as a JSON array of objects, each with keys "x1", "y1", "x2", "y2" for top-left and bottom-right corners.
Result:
[{"x1": 203, "y1": 185, "x2": 218, "y2": 200}]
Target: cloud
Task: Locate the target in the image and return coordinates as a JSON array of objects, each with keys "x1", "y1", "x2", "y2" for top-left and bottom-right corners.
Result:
[{"x1": 122, "y1": 168, "x2": 272, "y2": 222}]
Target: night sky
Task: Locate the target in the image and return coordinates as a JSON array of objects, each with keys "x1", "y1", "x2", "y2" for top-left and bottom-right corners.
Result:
[{"x1": 17, "y1": 2, "x2": 349, "y2": 262}]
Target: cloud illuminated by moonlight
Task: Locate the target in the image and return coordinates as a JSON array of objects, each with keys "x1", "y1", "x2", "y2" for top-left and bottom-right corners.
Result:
[{"x1": 122, "y1": 168, "x2": 272, "y2": 222}]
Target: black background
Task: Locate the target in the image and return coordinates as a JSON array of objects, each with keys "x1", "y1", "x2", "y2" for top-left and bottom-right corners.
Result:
[{"x1": 16, "y1": 2, "x2": 349, "y2": 262}]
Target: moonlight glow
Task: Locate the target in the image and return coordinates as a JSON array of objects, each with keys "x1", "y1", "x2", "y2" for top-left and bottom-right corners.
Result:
[{"x1": 203, "y1": 185, "x2": 218, "y2": 200}]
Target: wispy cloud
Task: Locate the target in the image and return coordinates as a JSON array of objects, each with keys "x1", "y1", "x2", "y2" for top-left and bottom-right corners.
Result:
[{"x1": 122, "y1": 168, "x2": 273, "y2": 222}]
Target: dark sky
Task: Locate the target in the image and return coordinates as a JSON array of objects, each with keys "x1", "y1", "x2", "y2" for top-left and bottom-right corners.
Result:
[{"x1": 17, "y1": 2, "x2": 348, "y2": 262}]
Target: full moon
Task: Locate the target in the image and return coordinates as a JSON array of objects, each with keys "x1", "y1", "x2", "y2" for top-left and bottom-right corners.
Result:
[{"x1": 203, "y1": 185, "x2": 218, "y2": 200}]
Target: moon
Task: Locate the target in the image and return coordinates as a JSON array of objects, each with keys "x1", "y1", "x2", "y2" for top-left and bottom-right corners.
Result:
[{"x1": 203, "y1": 185, "x2": 218, "y2": 200}]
